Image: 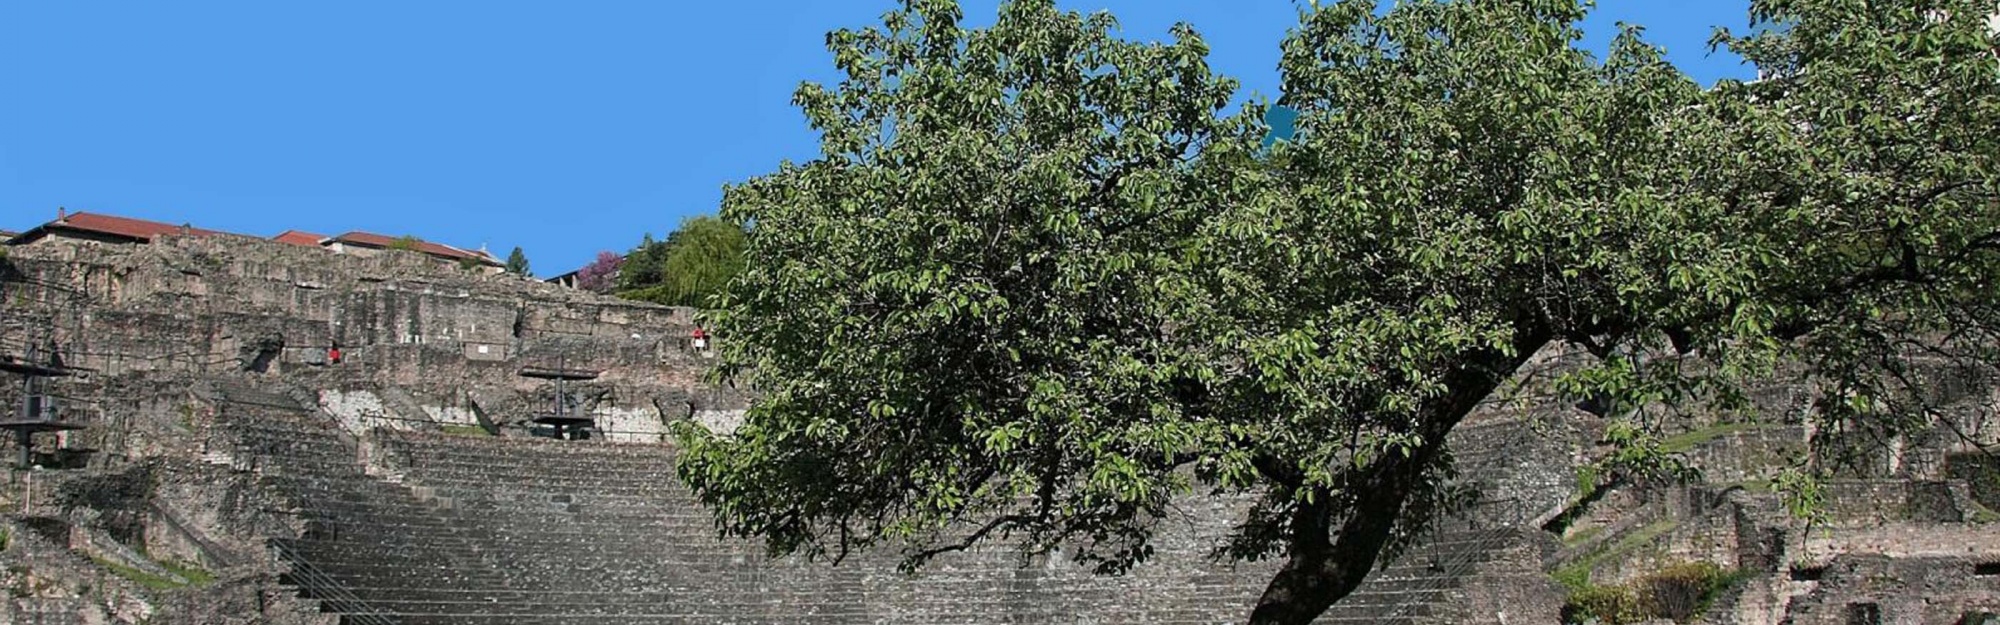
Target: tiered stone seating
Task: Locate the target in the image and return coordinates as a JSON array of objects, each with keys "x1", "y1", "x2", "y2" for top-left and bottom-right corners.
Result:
[
  {"x1": 10, "y1": 598, "x2": 88, "y2": 625},
  {"x1": 216, "y1": 373, "x2": 1557, "y2": 624},
  {"x1": 209, "y1": 379, "x2": 464, "y2": 624},
  {"x1": 1299, "y1": 417, "x2": 1568, "y2": 624},
  {"x1": 208, "y1": 398, "x2": 1270, "y2": 624}
]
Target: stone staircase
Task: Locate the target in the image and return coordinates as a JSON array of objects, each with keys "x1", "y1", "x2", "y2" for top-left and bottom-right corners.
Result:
[
  {"x1": 209, "y1": 380, "x2": 1274, "y2": 624},
  {"x1": 205, "y1": 373, "x2": 1563, "y2": 625},
  {"x1": 10, "y1": 597, "x2": 88, "y2": 625},
  {"x1": 205, "y1": 377, "x2": 413, "y2": 625},
  {"x1": 1312, "y1": 417, "x2": 1571, "y2": 624}
]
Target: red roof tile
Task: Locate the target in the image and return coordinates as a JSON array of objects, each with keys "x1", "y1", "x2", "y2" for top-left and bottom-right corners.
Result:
[
  {"x1": 328, "y1": 231, "x2": 499, "y2": 265},
  {"x1": 9, "y1": 211, "x2": 225, "y2": 244},
  {"x1": 272, "y1": 230, "x2": 328, "y2": 247}
]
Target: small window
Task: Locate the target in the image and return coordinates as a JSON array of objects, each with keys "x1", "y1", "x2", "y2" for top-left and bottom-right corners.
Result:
[
  {"x1": 1791, "y1": 565, "x2": 1826, "y2": 581},
  {"x1": 1975, "y1": 562, "x2": 2000, "y2": 576},
  {"x1": 1846, "y1": 602, "x2": 1881, "y2": 625}
]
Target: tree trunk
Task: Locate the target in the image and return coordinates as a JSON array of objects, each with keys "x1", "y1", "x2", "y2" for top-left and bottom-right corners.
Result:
[
  {"x1": 1245, "y1": 451, "x2": 1428, "y2": 625},
  {"x1": 1246, "y1": 327, "x2": 1552, "y2": 625}
]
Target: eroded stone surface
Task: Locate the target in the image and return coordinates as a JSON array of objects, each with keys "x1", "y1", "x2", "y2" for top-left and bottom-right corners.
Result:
[{"x1": 0, "y1": 233, "x2": 1994, "y2": 623}]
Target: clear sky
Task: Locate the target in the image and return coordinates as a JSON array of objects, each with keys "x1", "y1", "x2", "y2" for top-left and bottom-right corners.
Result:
[{"x1": 1, "y1": 1, "x2": 1756, "y2": 275}]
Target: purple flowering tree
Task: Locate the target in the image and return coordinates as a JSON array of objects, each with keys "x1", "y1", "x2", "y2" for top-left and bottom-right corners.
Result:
[{"x1": 575, "y1": 251, "x2": 623, "y2": 293}]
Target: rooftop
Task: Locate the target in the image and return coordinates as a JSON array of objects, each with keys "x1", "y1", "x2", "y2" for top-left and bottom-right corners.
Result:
[
  {"x1": 272, "y1": 230, "x2": 328, "y2": 247},
  {"x1": 329, "y1": 231, "x2": 501, "y2": 265},
  {"x1": 6, "y1": 211, "x2": 228, "y2": 245},
  {"x1": 6, "y1": 211, "x2": 508, "y2": 268}
]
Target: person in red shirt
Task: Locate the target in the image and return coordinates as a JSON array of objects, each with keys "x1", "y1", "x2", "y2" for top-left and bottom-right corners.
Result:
[{"x1": 690, "y1": 327, "x2": 708, "y2": 351}]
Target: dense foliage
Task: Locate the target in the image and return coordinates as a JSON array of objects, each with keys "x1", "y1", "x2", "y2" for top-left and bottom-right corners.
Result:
[
  {"x1": 575, "y1": 251, "x2": 623, "y2": 293},
  {"x1": 618, "y1": 216, "x2": 747, "y2": 307},
  {"x1": 1560, "y1": 561, "x2": 1752, "y2": 625},
  {"x1": 677, "y1": 1, "x2": 2000, "y2": 623}
]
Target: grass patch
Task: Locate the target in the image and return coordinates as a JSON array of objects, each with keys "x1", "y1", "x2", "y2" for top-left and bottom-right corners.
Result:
[
  {"x1": 1554, "y1": 519, "x2": 1681, "y2": 588},
  {"x1": 88, "y1": 555, "x2": 214, "y2": 590},
  {"x1": 1967, "y1": 500, "x2": 2000, "y2": 524},
  {"x1": 1563, "y1": 525, "x2": 1605, "y2": 548},
  {"x1": 157, "y1": 559, "x2": 214, "y2": 586},
  {"x1": 441, "y1": 424, "x2": 493, "y2": 437},
  {"x1": 1661, "y1": 422, "x2": 1770, "y2": 454},
  {"x1": 90, "y1": 556, "x2": 186, "y2": 590}
]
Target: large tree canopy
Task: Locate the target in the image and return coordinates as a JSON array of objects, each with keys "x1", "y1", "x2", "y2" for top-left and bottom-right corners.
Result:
[{"x1": 678, "y1": 0, "x2": 2000, "y2": 623}]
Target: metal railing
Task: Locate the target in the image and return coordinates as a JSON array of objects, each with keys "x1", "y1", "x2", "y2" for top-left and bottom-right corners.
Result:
[
  {"x1": 271, "y1": 540, "x2": 399, "y2": 625},
  {"x1": 1359, "y1": 491, "x2": 1534, "y2": 623},
  {"x1": 1375, "y1": 523, "x2": 1522, "y2": 624}
]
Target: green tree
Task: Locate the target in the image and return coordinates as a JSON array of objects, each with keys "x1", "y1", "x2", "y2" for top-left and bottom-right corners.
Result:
[
  {"x1": 617, "y1": 233, "x2": 669, "y2": 292},
  {"x1": 504, "y1": 246, "x2": 531, "y2": 276},
  {"x1": 661, "y1": 217, "x2": 746, "y2": 307},
  {"x1": 386, "y1": 235, "x2": 423, "y2": 253},
  {"x1": 620, "y1": 217, "x2": 747, "y2": 308},
  {"x1": 679, "y1": 1, "x2": 2000, "y2": 623},
  {"x1": 681, "y1": 0, "x2": 1240, "y2": 600}
]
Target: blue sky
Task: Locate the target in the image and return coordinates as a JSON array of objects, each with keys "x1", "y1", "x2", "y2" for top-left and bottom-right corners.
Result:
[{"x1": 1, "y1": 1, "x2": 1755, "y2": 275}]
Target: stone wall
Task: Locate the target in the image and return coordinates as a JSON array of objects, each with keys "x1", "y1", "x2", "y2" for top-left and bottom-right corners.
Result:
[
  {"x1": 6, "y1": 231, "x2": 2000, "y2": 624},
  {"x1": 1, "y1": 233, "x2": 739, "y2": 447},
  {"x1": 1780, "y1": 554, "x2": 2000, "y2": 625}
]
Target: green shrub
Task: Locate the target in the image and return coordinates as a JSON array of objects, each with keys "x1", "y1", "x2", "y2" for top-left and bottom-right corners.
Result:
[
  {"x1": 1562, "y1": 561, "x2": 1751, "y2": 624},
  {"x1": 1566, "y1": 583, "x2": 1647, "y2": 624},
  {"x1": 387, "y1": 235, "x2": 424, "y2": 252}
]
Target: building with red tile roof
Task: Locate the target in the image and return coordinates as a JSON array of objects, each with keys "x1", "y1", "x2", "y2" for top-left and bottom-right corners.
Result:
[
  {"x1": 323, "y1": 231, "x2": 502, "y2": 269},
  {"x1": 5, "y1": 209, "x2": 227, "y2": 246},
  {"x1": 272, "y1": 230, "x2": 328, "y2": 247},
  {"x1": 7, "y1": 210, "x2": 508, "y2": 274}
]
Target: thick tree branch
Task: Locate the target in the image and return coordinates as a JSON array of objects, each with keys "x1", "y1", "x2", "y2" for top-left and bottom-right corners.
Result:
[
  {"x1": 906, "y1": 514, "x2": 1037, "y2": 566},
  {"x1": 1250, "y1": 452, "x2": 1304, "y2": 489}
]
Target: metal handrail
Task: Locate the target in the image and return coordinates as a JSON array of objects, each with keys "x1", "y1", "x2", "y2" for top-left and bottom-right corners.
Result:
[
  {"x1": 229, "y1": 402, "x2": 402, "y2": 625},
  {"x1": 1376, "y1": 524, "x2": 1522, "y2": 624},
  {"x1": 1369, "y1": 494, "x2": 1536, "y2": 622},
  {"x1": 271, "y1": 541, "x2": 399, "y2": 625}
]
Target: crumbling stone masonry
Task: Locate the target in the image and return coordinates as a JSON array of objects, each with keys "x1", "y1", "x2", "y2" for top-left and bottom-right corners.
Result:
[{"x1": 2, "y1": 232, "x2": 1994, "y2": 623}]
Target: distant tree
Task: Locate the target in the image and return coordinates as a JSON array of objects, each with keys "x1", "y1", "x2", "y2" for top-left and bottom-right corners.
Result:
[
  {"x1": 387, "y1": 235, "x2": 424, "y2": 253},
  {"x1": 621, "y1": 216, "x2": 746, "y2": 307},
  {"x1": 617, "y1": 233, "x2": 669, "y2": 292},
  {"x1": 575, "y1": 251, "x2": 623, "y2": 293},
  {"x1": 504, "y1": 246, "x2": 532, "y2": 276},
  {"x1": 456, "y1": 256, "x2": 482, "y2": 272}
]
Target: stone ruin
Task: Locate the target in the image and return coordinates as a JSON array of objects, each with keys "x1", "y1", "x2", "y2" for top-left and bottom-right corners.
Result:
[{"x1": 0, "y1": 232, "x2": 1993, "y2": 624}]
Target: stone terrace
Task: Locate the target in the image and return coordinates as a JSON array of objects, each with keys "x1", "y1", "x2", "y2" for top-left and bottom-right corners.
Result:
[
  {"x1": 218, "y1": 390, "x2": 1273, "y2": 624},
  {"x1": 203, "y1": 374, "x2": 1562, "y2": 625}
]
